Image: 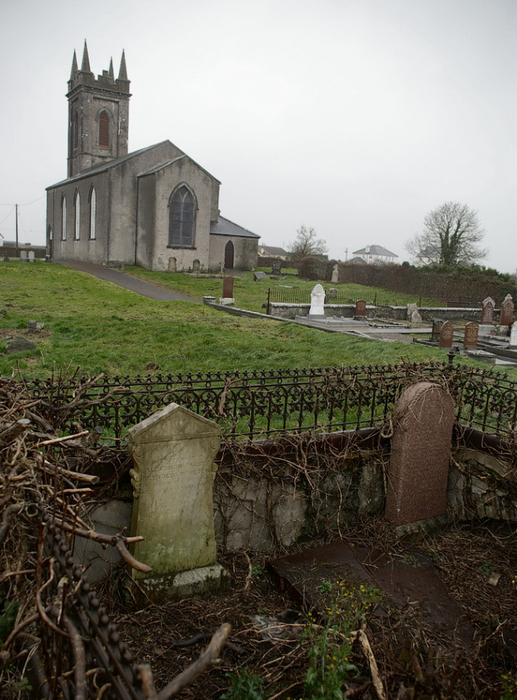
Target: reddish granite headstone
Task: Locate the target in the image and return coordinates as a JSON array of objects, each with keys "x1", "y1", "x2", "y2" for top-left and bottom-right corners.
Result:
[
  {"x1": 480, "y1": 297, "x2": 495, "y2": 324},
  {"x1": 463, "y1": 322, "x2": 479, "y2": 349},
  {"x1": 222, "y1": 277, "x2": 234, "y2": 299},
  {"x1": 499, "y1": 295, "x2": 514, "y2": 327},
  {"x1": 385, "y1": 382, "x2": 455, "y2": 526},
  {"x1": 439, "y1": 320, "x2": 453, "y2": 348},
  {"x1": 355, "y1": 299, "x2": 366, "y2": 317}
]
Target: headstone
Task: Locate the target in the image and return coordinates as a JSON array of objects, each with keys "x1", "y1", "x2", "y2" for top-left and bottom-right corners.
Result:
[
  {"x1": 386, "y1": 382, "x2": 455, "y2": 526},
  {"x1": 463, "y1": 322, "x2": 479, "y2": 350},
  {"x1": 510, "y1": 322, "x2": 517, "y2": 348},
  {"x1": 128, "y1": 403, "x2": 227, "y2": 601},
  {"x1": 327, "y1": 288, "x2": 338, "y2": 299},
  {"x1": 331, "y1": 264, "x2": 339, "y2": 284},
  {"x1": 431, "y1": 319, "x2": 443, "y2": 343},
  {"x1": 309, "y1": 284, "x2": 325, "y2": 316},
  {"x1": 439, "y1": 320, "x2": 453, "y2": 348},
  {"x1": 254, "y1": 271, "x2": 267, "y2": 281},
  {"x1": 28, "y1": 251, "x2": 35, "y2": 263},
  {"x1": 19, "y1": 250, "x2": 27, "y2": 263},
  {"x1": 271, "y1": 261, "x2": 281, "y2": 274},
  {"x1": 192, "y1": 259, "x2": 200, "y2": 273},
  {"x1": 407, "y1": 303, "x2": 418, "y2": 321},
  {"x1": 499, "y1": 294, "x2": 514, "y2": 327},
  {"x1": 5, "y1": 337, "x2": 37, "y2": 354},
  {"x1": 480, "y1": 297, "x2": 495, "y2": 325},
  {"x1": 220, "y1": 277, "x2": 235, "y2": 305},
  {"x1": 27, "y1": 320, "x2": 44, "y2": 333},
  {"x1": 168, "y1": 257, "x2": 177, "y2": 273},
  {"x1": 354, "y1": 299, "x2": 366, "y2": 317},
  {"x1": 411, "y1": 309, "x2": 422, "y2": 324}
]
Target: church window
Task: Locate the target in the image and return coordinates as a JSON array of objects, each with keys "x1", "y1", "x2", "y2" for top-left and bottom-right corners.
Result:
[
  {"x1": 74, "y1": 191, "x2": 81, "y2": 240},
  {"x1": 99, "y1": 110, "x2": 110, "y2": 148},
  {"x1": 89, "y1": 187, "x2": 97, "y2": 240},
  {"x1": 169, "y1": 186, "x2": 195, "y2": 247},
  {"x1": 61, "y1": 195, "x2": 67, "y2": 241}
]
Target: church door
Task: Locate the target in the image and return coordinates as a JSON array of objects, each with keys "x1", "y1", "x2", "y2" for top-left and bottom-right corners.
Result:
[{"x1": 224, "y1": 241, "x2": 234, "y2": 269}]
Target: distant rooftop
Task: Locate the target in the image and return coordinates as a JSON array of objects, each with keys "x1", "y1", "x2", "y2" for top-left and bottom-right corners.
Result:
[{"x1": 353, "y1": 244, "x2": 398, "y2": 258}]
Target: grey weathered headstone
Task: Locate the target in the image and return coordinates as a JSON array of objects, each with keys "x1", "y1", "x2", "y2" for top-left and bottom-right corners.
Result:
[
  {"x1": 309, "y1": 284, "x2": 325, "y2": 316},
  {"x1": 128, "y1": 403, "x2": 227, "y2": 601},
  {"x1": 463, "y1": 322, "x2": 479, "y2": 349},
  {"x1": 331, "y1": 264, "x2": 339, "y2": 283},
  {"x1": 19, "y1": 250, "x2": 27, "y2": 263},
  {"x1": 192, "y1": 259, "x2": 200, "y2": 273},
  {"x1": 28, "y1": 251, "x2": 35, "y2": 263},
  {"x1": 5, "y1": 337, "x2": 37, "y2": 354},
  {"x1": 480, "y1": 297, "x2": 495, "y2": 324},
  {"x1": 327, "y1": 288, "x2": 338, "y2": 299},
  {"x1": 386, "y1": 382, "x2": 455, "y2": 526},
  {"x1": 411, "y1": 309, "x2": 422, "y2": 324},
  {"x1": 407, "y1": 303, "x2": 418, "y2": 321},
  {"x1": 355, "y1": 299, "x2": 366, "y2": 317},
  {"x1": 499, "y1": 294, "x2": 514, "y2": 327},
  {"x1": 254, "y1": 271, "x2": 267, "y2": 281},
  {"x1": 439, "y1": 320, "x2": 454, "y2": 348}
]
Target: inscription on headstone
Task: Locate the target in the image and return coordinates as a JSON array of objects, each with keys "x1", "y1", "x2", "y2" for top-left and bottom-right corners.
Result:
[
  {"x1": 355, "y1": 299, "x2": 366, "y2": 317},
  {"x1": 499, "y1": 294, "x2": 514, "y2": 327},
  {"x1": 439, "y1": 320, "x2": 453, "y2": 348},
  {"x1": 480, "y1": 297, "x2": 495, "y2": 325},
  {"x1": 463, "y1": 322, "x2": 479, "y2": 349},
  {"x1": 386, "y1": 383, "x2": 455, "y2": 525}
]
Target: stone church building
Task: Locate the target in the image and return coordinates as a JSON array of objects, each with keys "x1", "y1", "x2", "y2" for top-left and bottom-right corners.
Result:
[{"x1": 46, "y1": 44, "x2": 259, "y2": 272}]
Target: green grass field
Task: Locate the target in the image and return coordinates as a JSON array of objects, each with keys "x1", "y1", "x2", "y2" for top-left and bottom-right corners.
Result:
[{"x1": 0, "y1": 261, "x2": 514, "y2": 381}]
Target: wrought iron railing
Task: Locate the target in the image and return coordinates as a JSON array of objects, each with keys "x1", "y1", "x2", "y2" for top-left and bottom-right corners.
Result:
[
  {"x1": 266, "y1": 287, "x2": 420, "y2": 308},
  {"x1": 28, "y1": 361, "x2": 517, "y2": 441}
]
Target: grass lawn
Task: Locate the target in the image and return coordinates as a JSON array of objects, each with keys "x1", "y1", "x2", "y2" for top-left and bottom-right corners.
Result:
[{"x1": 0, "y1": 261, "x2": 514, "y2": 380}]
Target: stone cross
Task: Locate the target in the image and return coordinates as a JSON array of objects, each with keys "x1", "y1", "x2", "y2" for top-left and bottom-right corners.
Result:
[
  {"x1": 480, "y1": 297, "x2": 495, "y2": 325},
  {"x1": 309, "y1": 284, "x2": 325, "y2": 316},
  {"x1": 386, "y1": 382, "x2": 455, "y2": 526},
  {"x1": 499, "y1": 294, "x2": 514, "y2": 328},
  {"x1": 354, "y1": 299, "x2": 366, "y2": 317},
  {"x1": 463, "y1": 322, "x2": 479, "y2": 350},
  {"x1": 439, "y1": 320, "x2": 453, "y2": 348},
  {"x1": 128, "y1": 403, "x2": 224, "y2": 600}
]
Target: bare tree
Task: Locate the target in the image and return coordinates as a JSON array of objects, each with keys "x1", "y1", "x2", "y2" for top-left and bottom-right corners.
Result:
[
  {"x1": 406, "y1": 202, "x2": 488, "y2": 266},
  {"x1": 288, "y1": 225, "x2": 328, "y2": 260}
]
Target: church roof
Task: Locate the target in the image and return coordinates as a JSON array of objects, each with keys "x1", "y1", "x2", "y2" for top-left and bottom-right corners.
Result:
[
  {"x1": 139, "y1": 154, "x2": 220, "y2": 183},
  {"x1": 210, "y1": 215, "x2": 259, "y2": 239}
]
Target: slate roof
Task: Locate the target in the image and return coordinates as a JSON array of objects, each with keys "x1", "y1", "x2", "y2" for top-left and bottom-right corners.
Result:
[
  {"x1": 210, "y1": 216, "x2": 259, "y2": 239},
  {"x1": 352, "y1": 245, "x2": 398, "y2": 257},
  {"x1": 259, "y1": 246, "x2": 288, "y2": 256}
]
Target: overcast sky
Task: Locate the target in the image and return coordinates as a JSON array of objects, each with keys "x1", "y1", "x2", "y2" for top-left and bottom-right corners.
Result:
[{"x1": 1, "y1": 0, "x2": 515, "y2": 271}]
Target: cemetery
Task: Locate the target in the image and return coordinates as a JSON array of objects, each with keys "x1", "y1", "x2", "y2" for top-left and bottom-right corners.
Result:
[{"x1": 1, "y1": 263, "x2": 517, "y2": 699}]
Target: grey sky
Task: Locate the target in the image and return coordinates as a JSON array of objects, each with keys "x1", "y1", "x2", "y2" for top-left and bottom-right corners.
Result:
[{"x1": 1, "y1": 0, "x2": 515, "y2": 271}]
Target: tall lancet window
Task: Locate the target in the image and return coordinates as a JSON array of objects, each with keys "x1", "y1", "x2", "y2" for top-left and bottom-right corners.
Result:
[
  {"x1": 73, "y1": 110, "x2": 79, "y2": 150},
  {"x1": 168, "y1": 186, "x2": 195, "y2": 247},
  {"x1": 99, "y1": 110, "x2": 110, "y2": 148},
  {"x1": 61, "y1": 195, "x2": 67, "y2": 241},
  {"x1": 89, "y1": 187, "x2": 97, "y2": 240},
  {"x1": 74, "y1": 191, "x2": 81, "y2": 240}
]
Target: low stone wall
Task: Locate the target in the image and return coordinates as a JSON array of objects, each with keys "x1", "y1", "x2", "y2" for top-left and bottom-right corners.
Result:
[{"x1": 269, "y1": 303, "x2": 482, "y2": 322}]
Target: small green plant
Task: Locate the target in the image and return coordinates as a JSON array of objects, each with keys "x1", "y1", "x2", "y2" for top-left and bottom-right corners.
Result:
[
  {"x1": 477, "y1": 561, "x2": 496, "y2": 577},
  {"x1": 500, "y1": 672, "x2": 517, "y2": 699},
  {"x1": 302, "y1": 580, "x2": 381, "y2": 700},
  {"x1": 221, "y1": 669, "x2": 265, "y2": 700},
  {"x1": 12, "y1": 676, "x2": 32, "y2": 696},
  {"x1": 251, "y1": 563, "x2": 264, "y2": 579}
]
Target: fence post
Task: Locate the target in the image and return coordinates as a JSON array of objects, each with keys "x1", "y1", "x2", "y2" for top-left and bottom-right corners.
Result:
[{"x1": 266, "y1": 288, "x2": 271, "y2": 315}]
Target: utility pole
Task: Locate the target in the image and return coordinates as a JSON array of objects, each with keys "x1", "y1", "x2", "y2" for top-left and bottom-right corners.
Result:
[
  {"x1": 15, "y1": 204, "x2": 19, "y2": 254},
  {"x1": 345, "y1": 248, "x2": 348, "y2": 262}
]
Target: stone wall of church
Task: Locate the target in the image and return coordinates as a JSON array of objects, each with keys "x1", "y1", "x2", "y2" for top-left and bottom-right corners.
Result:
[
  {"x1": 137, "y1": 157, "x2": 219, "y2": 272},
  {"x1": 208, "y1": 235, "x2": 258, "y2": 271}
]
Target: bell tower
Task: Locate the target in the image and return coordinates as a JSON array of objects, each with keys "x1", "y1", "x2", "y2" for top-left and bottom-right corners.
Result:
[{"x1": 67, "y1": 42, "x2": 131, "y2": 177}]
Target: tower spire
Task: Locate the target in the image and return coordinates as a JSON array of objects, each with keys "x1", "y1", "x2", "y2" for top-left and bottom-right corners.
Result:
[
  {"x1": 70, "y1": 50, "x2": 78, "y2": 79},
  {"x1": 118, "y1": 50, "x2": 128, "y2": 81},
  {"x1": 109, "y1": 57, "x2": 114, "y2": 79},
  {"x1": 81, "y1": 40, "x2": 91, "y2": 72}
]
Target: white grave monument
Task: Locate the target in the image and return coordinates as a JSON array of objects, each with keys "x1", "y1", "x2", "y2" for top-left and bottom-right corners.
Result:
[
  {"x1": 510, "y1": 322, "x2": 517, "y2": 348},
  {"x1": 309, "y1": 283, "x2": 325, "y2": 316}
]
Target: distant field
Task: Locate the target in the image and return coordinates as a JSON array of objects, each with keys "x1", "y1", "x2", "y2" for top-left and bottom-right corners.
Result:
[{"x1": 0, "y1": 261, "x2": 513, "y2": 381}]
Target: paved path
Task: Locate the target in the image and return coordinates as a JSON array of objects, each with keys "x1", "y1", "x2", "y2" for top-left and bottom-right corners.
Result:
[{"x1": 56, "y1": 260, "x2": 200, "y2": 302}]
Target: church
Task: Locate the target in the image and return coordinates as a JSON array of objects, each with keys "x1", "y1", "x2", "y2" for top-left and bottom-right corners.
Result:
[{"x1": 46, "y1": 44, "x2": 260, "y2": 272}]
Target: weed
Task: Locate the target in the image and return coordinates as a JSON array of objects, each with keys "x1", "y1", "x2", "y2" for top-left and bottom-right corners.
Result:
[
  {"x1": 221, "y1": 669, "x2": 265, "y2": 700},
  {"x1": 500, "y1": 673, "x2": 517, "y2": 699}
]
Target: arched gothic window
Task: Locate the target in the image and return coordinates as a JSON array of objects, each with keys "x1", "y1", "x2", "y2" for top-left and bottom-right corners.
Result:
[
  {"x1": 89, "y1": 187, "x2": 97, "y2": 240},
  {"x1": 61, "y1": 195, "x2": 67, "y2": 241},
  {"x1": 99, "y1": 110, "x2": 110, "y2": 148},
  {"x1": 168, "y1": 186, "x2": 195, "y2": 247},
  {"x1": 73, "y1": 110, "x2": 79, "y2": 150},
  {"x1": 74, "y1": 190, "x2": 81, "y2": 240}
]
